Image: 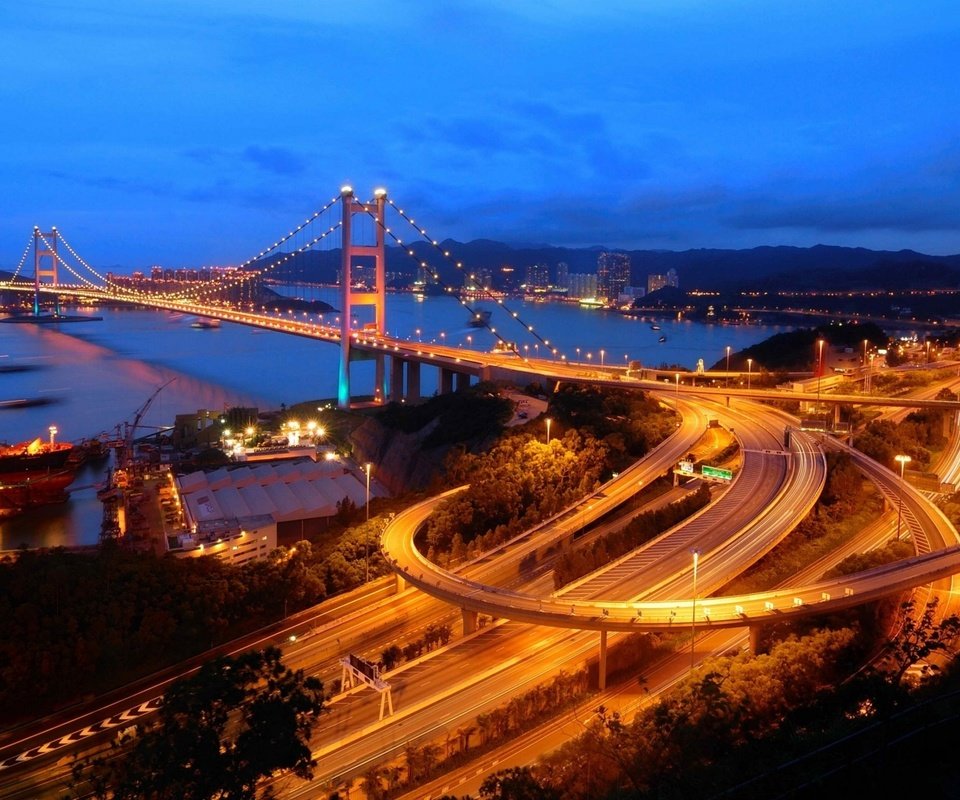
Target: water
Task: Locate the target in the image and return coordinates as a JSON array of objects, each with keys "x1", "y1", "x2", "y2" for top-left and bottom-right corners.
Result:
[{"x1": 0, "y1": 292, "x2": 792, "y2": 548}]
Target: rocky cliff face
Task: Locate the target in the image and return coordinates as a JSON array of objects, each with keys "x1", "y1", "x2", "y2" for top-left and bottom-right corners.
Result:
[{"x1": 349, "y1": 414, "x2": 493, "y2": 496}]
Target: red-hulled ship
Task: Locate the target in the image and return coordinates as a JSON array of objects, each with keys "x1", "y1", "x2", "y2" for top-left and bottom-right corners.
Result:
[{"x1": 0, "y1": 436, "x2": 78, "y2": 518}]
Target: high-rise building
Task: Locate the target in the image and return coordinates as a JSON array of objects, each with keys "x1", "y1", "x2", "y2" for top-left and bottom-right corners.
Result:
[
  {"x1": 597, "y1": 252, "x2": 631, "y2": 301},
  {"x1": 647, "y1": 268, "x2": 679, "y2": 294},
  {"x1": 568, "y1": 272, "x2": 598, "y2": 299},
  {"x1": 555, "y1": 261, "x2": 569, "y2": 290},
  {"x1": 525, "y1": 263, "x2": 549, "y2": 290}
]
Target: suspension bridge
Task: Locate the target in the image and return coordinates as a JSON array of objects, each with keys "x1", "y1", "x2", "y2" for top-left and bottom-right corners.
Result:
[
  {"x1": 0, "y1": 187, "x2": 562, "y2": 409},
  {"x1": 4, "y1": 186, "x2": 959, "y2": 419}
]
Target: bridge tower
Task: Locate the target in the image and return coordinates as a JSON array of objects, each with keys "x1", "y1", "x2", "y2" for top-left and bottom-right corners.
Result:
[
  {"x1": 33, "y1": 226, "x2": 61, "y2": 316},
  {"x1": 338, "y1": 186, "x2": 387, "y2": 409}
]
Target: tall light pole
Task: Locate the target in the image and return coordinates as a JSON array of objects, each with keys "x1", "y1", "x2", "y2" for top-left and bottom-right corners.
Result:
[
  {"x1": 600, "y1": 349, "x2": 605, "y2": 367},
  {"x1": 862, "y1": 339, "x2": 869, "y2": 391},
  {"x1": 816, "y1": 338, "x2": 825, "y2": 411},
  {"x1": 725, "y1": 345, "x2": 731, "y2": 388},
  {"x1": 545, "y1": 417, "x2": 552, "y2": 445},
  {"x1": 364, "y1": 462, "x2": 372, "y2": 581},
  {"x1": 746, "y1": 358, "x2": 753, "y2": 390},
  {"x1": 576, "y1": 347, "x2": 581, "y2": 364},
  {"x1": 691, "y1": 549, "x2": 700, "y2": 671},
  {"x1": 894, "y1": 454, "x2": 911, "y2": 541},
  {"x1": 675, "y1": 372, "x2": 681, "y2": 410},
  {"x1": 48, "y1": 425, "x2": 58, "y2": 446}
]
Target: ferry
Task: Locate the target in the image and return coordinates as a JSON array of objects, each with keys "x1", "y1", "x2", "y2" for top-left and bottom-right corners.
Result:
[
  {"x1": 467, "y1": 310, "x2": 492, "y2": 328},
  {"x1": 190, "y1": 318, "x2": 222, "y2": 329},
  {"x1": 578, "y1": 298, "x2": 605, "y2": 309}
]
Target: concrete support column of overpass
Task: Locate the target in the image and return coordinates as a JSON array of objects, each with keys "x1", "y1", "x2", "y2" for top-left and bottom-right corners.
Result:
[
  {"x1": 456, "y1": 371, "x2": 470, "y2": 392},
  {"x1": 462, "y1": 608, "x2": 479, "y2": 636},
  {"x1": 598, "y1": 629, "x2": 608, "y2": 690},
  {"x1": 395, "y1": 572, "x2": 406, "y2": 593},
  {"x1": 407, "y1": 361, "x2": 421, "y2": 402},
  {"x1": 833, "y1": 403, "x2": 841, "y2": 428},
  {"x1": 440, "y1": 367, "x2": 454, "y2": 395},
  {"x1": 748, "y1": 624, "x2": 762, "y2": 654},
  {"x1": 390, "y1": 357, "x2": 405, "y2": 402}
]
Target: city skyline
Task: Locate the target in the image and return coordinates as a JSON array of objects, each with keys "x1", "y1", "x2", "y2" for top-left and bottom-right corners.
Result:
[{"x1": 2, "y1": 2, "x2": 959, "y2": 271}]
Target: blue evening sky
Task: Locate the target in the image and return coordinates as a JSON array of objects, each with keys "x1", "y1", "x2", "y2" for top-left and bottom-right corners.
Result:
[{"x1": 2, "y1": 1, "x2": 958, "y2": 269}]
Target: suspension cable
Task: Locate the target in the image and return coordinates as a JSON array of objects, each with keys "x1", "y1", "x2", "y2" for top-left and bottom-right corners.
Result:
[
  {"x1": 4, "y1": 233, "x2": 35, "y2": 283},
  {"x1": 356, "y1": 196, "x2": 557, "y2": 358}
]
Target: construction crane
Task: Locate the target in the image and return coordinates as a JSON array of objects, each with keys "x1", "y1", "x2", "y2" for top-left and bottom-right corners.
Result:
[{"x1": 121, "y1": 378, "x2": 176, "y2": 469}]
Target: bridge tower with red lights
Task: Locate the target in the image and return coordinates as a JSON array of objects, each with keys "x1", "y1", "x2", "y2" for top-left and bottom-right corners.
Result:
[
  {"x1": 338, "y1": 186, "x2": 388, "y2": 408},
  {"x1": 33, "y1": 226, "x2": 61, "y2": 316}
]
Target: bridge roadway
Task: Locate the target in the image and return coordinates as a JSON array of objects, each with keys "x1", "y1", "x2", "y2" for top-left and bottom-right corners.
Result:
[
  {"x1": 381, "y1": 393, "x2": 960, "y2": 633},
  {"x1": 12, "y1": 286, "x2": 960, "y2": 413}
]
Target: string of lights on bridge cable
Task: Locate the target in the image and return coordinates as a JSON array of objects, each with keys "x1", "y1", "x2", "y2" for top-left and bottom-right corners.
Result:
[
  {"x1": 7, "y1": 233, "x2": 35, "y2": 282},
  {"x1": 355, "y1": 195, "x2": 556, "y2": 356}
]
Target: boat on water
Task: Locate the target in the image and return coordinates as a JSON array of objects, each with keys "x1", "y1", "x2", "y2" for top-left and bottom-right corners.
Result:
[
  {"x1": 578, "y1": 297, "x2": 605, "y2": 309},
  {"x1": 650, "y1": 324, "x2": 661, "y2": 330},
  {"x1": 190, "y1": 318, "x2": 221, "y2": 329},
  {"x1": 658, "y1": 335, "x2": 667, "y2": 343},
  {"x1": 0, "y1": 435, "x2": 79, "y2": 518},
  {"x1": 467, "y1": 310, "x2": 492, "y2": 328}
]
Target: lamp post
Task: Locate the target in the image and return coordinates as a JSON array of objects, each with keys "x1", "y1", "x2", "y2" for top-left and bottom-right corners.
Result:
[
  {"x1": 816, "y1": 338, "x2": 825, "y2": 410},
  {"x1": 725, "y1": 346, "x2": 731, "y2": 388},
  {"x1": 894, "y1": 454, "x2": 911, "y2": 541},
  {"x1": 600, "y1": 349, "x2": 605, "y2": 367},
  {"x1": 545, "y1": 417, "x2": 552, "y2": 445},
  {"x1": 48, "y1": 425, "x2": 58, "y2": 446},
  {"x1": 691, "y1": 549, "x2": 700, "y2": 671},
  {"x1": 675, "y1": 372, "x2": 680, "y2": 408},
  {"x1": 576, "y1": 347, "x2": 581, "y2": 364},
  {"x1": 747, "y1": 358, "x2": 753, "y2": 390},
  {"x1": 364, "y1": 462, "x2": 372, "y2": 581}
]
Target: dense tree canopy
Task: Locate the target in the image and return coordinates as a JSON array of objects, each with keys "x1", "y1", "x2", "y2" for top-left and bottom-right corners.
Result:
[{"x1": 71, "y1": 647, "x2": 323, "y2": 800}]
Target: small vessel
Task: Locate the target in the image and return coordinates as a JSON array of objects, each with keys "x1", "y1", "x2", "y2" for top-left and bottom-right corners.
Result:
[
  {"x1": 650, "y1": 324, "x2": 661, "y2": 331},
  {"x1": 467, "y1": 310, "x2": 492, "y2": 328},
  {"x1": 190, "y1": 318, "x2": 221, "y2": 329},
  {"x1": 658, "y1": 335, "x2": 667, "y2": 343},
  {"x1": 0, "y1": 434, "x2": 79, "y2": 517}
]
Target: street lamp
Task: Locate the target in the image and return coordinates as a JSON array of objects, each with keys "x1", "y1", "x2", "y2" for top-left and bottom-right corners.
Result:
[
  {"x1": 364, "y1": 462, "x2": 372, "y2": 581},
  {"x1": 600, "y1": 349, "x2": 605, "y2": 367},
  {"x1": 816, "y1": 338, "x2": 825, "y2": 410},
  {"x1": 576, "y1": 347, "x2": 581, "y2": 364},
  {"x1": 675, "y1": 372, "x2": 680, "y2": 407},
  {"x1": 894, "y1": 454, "x2": 912, "y2": 541},
  {"x1": 48, "y1": 425, "x2": 58, "y2": 446},
  {"x1": 691, "y1": 549, "x2": 700, "y2": 671},
  {"x1": 545, "y1": 417, "x2": 552, "y2": 445},
  {"x1": 725, "y1": 346, "x2": 731, "y2": 389},
  {"x1": 746, "y1": 358, "x2": 753, "y2": 390}
]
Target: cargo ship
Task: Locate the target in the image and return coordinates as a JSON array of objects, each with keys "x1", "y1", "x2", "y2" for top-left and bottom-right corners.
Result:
[{"x1": 0, "y1": 435, "x2": 78, "y2": 518}]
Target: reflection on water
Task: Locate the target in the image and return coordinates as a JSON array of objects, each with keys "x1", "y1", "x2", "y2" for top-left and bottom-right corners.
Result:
[{"x1": 0, "y1": 297, "x2": 791, "y2": 548}]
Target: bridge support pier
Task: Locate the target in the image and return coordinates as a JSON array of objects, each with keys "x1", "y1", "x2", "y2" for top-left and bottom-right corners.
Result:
[
  {"x1": 407, "y1": 361, "x2": 421, "y2": 402},
  {"x1": 395, "y1": 573, "x2": 406, "y2": 593},
  {"x1": 833, "y1": 403, "x2": 841, "y2": 429},
  {"x1": 375, "y1": 354, "x2": 386, "y2": 404},
  {"x1": 462, "y1": 608, "x2": 479, "y2": 636},
  {"x1": 390, "y1": 358, "x2": 405, "y2": 402},
  {"x1": 440, "y1": 367, "x2": 454, "y2": 395},
  {"x1": 456, "y1": 372, "x2": 470, "y2": 392},
  {"x1": 598, "y1": 629, "x2": 608, "y2": 690}
]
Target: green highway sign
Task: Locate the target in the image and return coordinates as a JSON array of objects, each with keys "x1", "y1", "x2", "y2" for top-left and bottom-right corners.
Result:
[{"x1": 701, "y1": 465, "x2": 733, "y2": 480}]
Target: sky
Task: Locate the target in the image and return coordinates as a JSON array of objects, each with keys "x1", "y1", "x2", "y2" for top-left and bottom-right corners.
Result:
[{"x1": 2, "y1": 1, "x2": 959, "y2": 270}]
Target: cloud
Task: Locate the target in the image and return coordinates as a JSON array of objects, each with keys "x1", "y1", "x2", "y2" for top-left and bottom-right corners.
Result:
[{"x1": 242, "y1": 146, "x2": 308, "y2": 176}]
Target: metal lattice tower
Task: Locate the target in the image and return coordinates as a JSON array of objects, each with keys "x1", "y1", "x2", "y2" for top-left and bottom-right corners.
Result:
[
  {"x1": 33, "y1": 226, "x2": 60, "y2": 316},
  {"x1": 338, "y1": 186, "x2": 387, "y2": 408}
]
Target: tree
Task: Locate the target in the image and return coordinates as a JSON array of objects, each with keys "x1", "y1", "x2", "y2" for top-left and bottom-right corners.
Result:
[
  {"x1": 70, "y1": 647, "x2": 324, "y2": 800},
  {"x1": 880, "y1": 599, "x2": 960, "y2": 687},
  {"x1": 477, "y1": 766, "x2": 560, "y2": 800}
]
